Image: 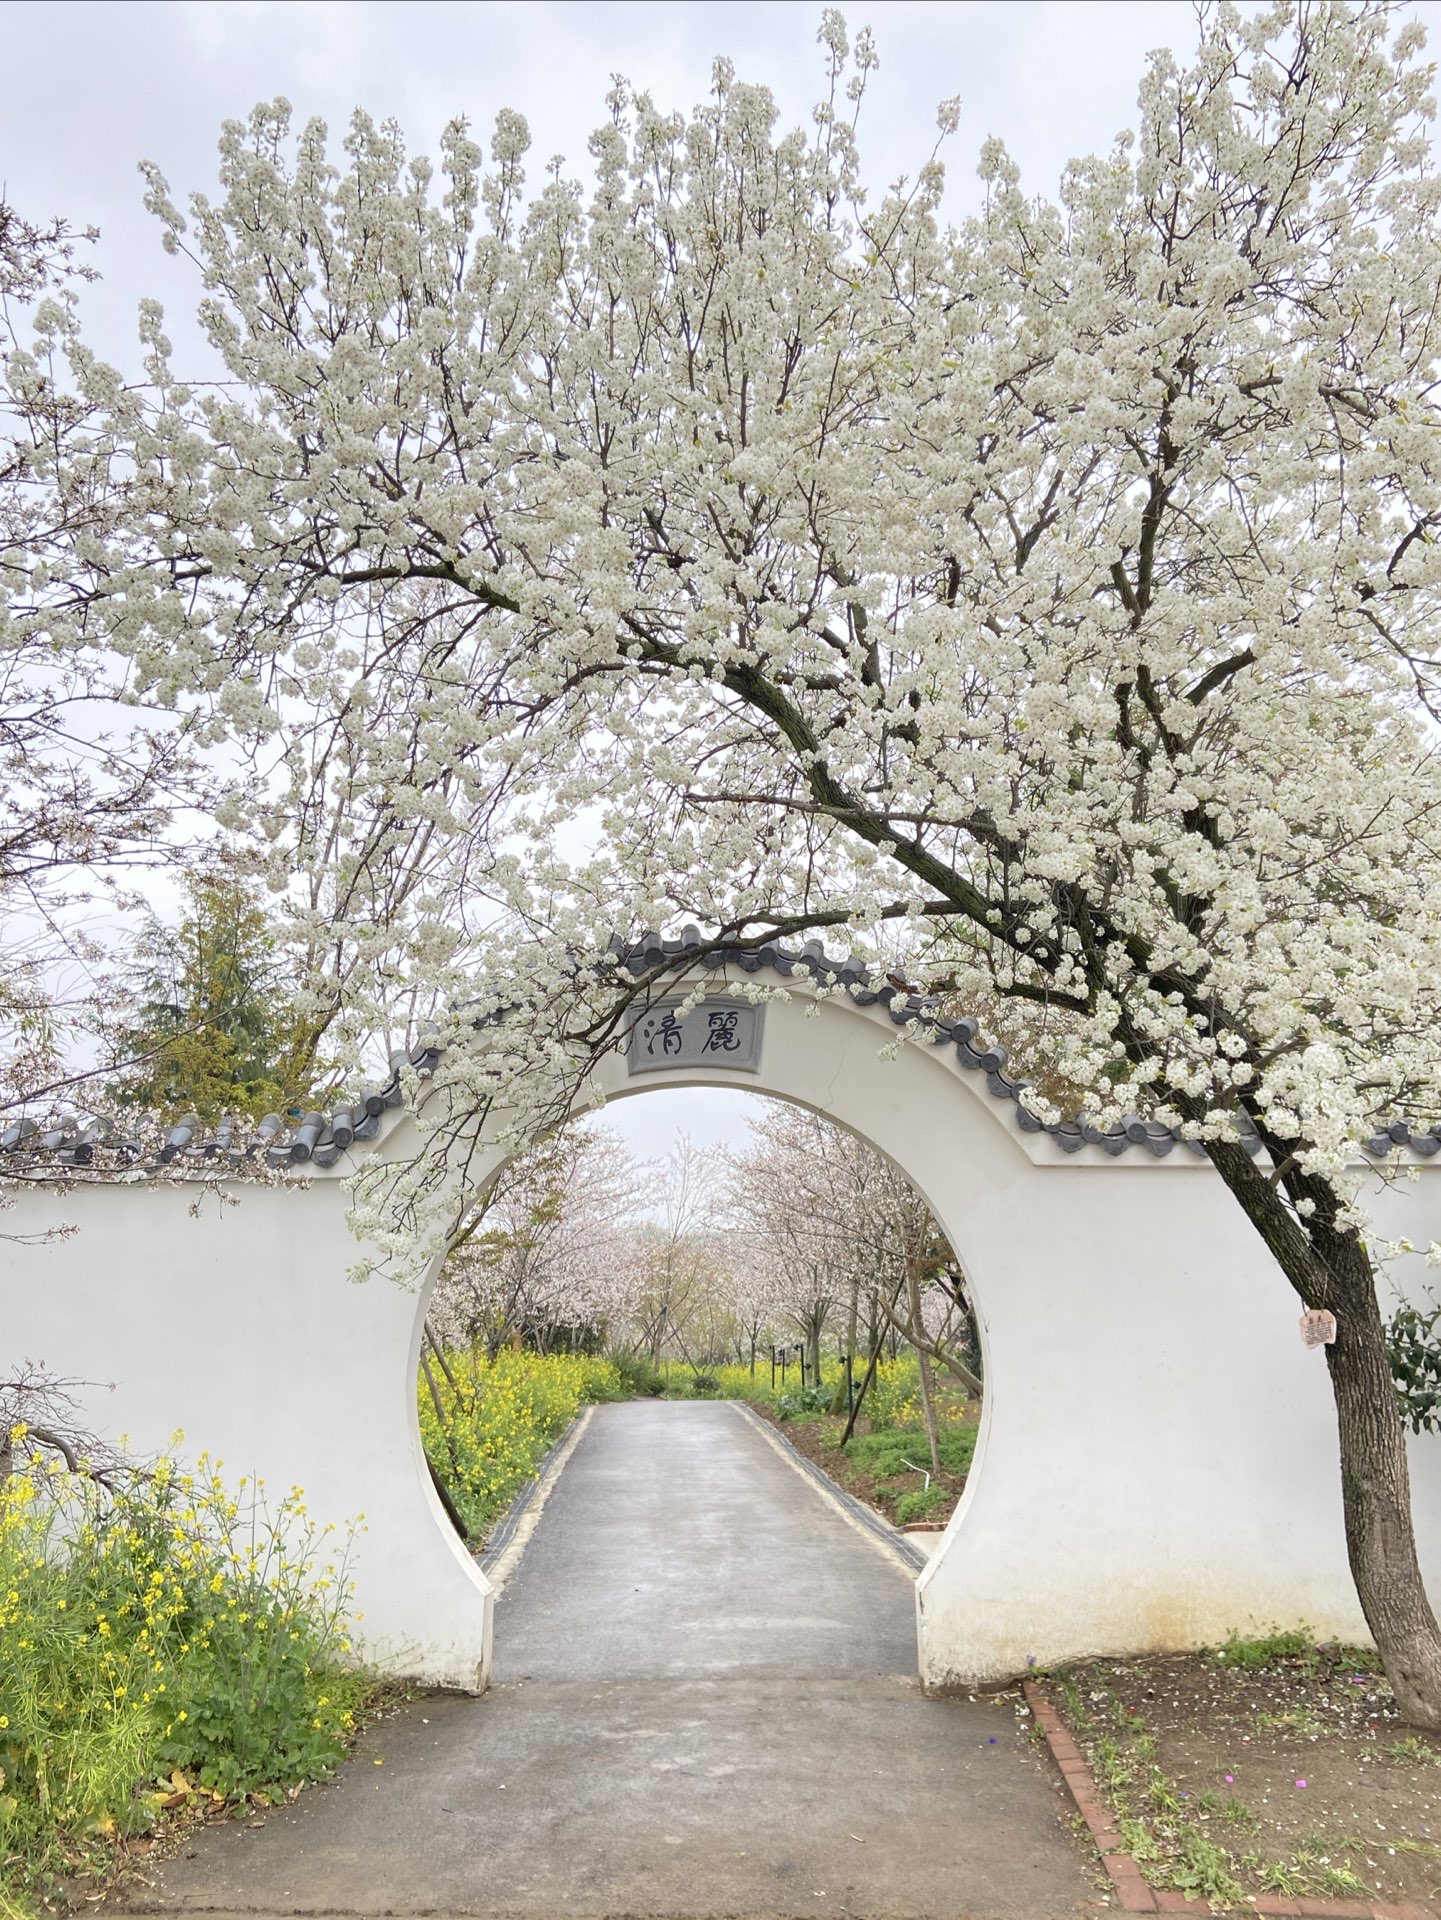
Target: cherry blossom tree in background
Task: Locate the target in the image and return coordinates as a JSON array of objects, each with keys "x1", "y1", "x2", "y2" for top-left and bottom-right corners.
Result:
[
  {"x1": 724, "y1": 1102, "x2": 976, "y2": 1467},
  {"x1": 724, "y1": 1108, "x2": 844, "y2": 1391},
  {"x1": 10, "y1": 2, "x2": 1441, "y2": 1714},
  {"x1": 429, "y1": 1121, "x2": 646, "y2": 1356},
  {"x1": 721, "y1": 1236, "x2": 786, "y2": 1375},
  {"x1": 624, "y1": 1134, "x2": 733, "y2": 1365}
]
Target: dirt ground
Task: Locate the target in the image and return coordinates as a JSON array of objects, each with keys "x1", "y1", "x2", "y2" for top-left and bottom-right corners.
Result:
[
  {"x1": 751, "y1": 1404, "x2": 970, "y2": 1527},
  {"x1": 1048, "y1": 1639, "x2": 1441, "y2": 1909}
]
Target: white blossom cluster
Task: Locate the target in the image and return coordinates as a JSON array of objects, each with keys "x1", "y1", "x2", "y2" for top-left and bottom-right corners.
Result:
[
  {"x1": 721, "y1": 1100, "x2": 967, "y2": 1365},
  {"x1": 427, "y1": 1121, "x2": 648, "y2": 1348},
  {"x1": 8, "y1": 4, "x2": 1441, "y2": 1267}
]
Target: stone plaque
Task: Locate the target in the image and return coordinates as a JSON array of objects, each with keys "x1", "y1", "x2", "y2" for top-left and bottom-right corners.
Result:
[{"x1": 626, "y1": 997, "x2": 764, "y2": 1076}]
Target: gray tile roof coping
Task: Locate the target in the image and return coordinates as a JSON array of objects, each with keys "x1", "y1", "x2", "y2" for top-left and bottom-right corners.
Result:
[{"x1": 0, "y1": 931, "x2": 1426, "y2": 1175}]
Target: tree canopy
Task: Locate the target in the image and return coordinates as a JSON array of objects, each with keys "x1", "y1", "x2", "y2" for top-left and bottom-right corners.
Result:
[{"x1": 108, "y1": 871, "x2": 325, "y2": 1120}]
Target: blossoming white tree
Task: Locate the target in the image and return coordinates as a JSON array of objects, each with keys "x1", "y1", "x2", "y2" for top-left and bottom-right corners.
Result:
[
  {"x1": 723, "y1": 1102, "x2": 976, "y2": 1472},
  {"x1": 11, "y1": 2, "x2": 1441, "y2": 1714},
  {"x1": 430, "y1": 1122, "x2": 646, "y2": 1354},
  {"x1": 0, "y1": 198, "x2": 205, "y2": 1107}
]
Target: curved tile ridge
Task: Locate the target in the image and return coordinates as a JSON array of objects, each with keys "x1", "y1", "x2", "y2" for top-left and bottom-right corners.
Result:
[
  {"x1": 0, "y1": 931, "x2": 1425, "y2": 1174},
  {"x1": 612, "y1": 926, "x2": 1436, "y2": 1165},
  {"x1": 611, "y1": 926, "x2": 1209, "y2": 1161},
  {"x1": 0, "y1": 1034, "x2": 445, "y2": 1180}
]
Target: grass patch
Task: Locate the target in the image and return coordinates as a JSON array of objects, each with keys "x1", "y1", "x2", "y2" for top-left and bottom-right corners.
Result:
[
  {"x1": 1044, "y1": 1661, "x2": 1389, "y2": 1909},
  {"x1": 894, "y1": 1483, "x2": 950, "y2": 1525},
  {"x1": 842, "y1": 1423, "x2": 978, "y2": 1477}
]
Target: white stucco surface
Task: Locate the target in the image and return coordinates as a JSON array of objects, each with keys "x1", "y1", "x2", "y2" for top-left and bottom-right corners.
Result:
[{"x1": 4, "y1": 968, "x2": 1440, "y2": 1691}]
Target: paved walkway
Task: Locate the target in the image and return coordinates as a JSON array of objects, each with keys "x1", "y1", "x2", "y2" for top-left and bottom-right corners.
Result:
[{"x1": 130, "y1": 1402, "x2": 1099, "y2": 1918}]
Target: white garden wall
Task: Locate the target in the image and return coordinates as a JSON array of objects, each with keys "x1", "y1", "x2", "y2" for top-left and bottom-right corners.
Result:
[{"x1": 3, "y1": 964, "x2": 1439, "y2": 1692}]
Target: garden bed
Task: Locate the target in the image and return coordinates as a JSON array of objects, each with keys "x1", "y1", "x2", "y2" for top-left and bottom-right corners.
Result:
[
  {"x1": 750, "y1": 1402, "x2": 977, "y2": 1529},
  {"x1": 1042, "y1": 1632, "x2": 1441, "y2": 1911}
]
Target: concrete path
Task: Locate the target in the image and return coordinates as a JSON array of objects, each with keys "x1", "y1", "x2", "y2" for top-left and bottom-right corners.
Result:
[{"x1": 129, "y1": 1402, "x2": 1099, "y2": 1919}]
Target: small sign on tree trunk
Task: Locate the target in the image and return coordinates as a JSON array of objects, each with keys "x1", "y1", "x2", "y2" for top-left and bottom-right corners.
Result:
[{"x1": 1300, "y1": 1309, "x2": 1338, "y2": 1349}]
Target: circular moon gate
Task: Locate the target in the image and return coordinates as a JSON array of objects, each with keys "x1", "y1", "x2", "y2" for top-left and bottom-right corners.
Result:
[{"x1": 6, "y1": 950, "x2": 1441, "y2": 1690}]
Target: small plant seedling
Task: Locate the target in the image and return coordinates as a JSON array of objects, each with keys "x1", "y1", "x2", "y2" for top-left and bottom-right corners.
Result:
[
  {"x1": 1058, "y1": 1678, "x2": 1089, "y2": 1728},
  {"x1": 1146, "y1": 1766, "x2": 1182, "y2": 1815},
  {"x1": 1092, "y1": 1736, "x2": 1128, "y2": 1791},
  {"x1": 1253, "y1": 1858, "x2": 1309, "y2": 1897},
  {"x1": 1217, "y1": 1625, "x2": 1316, "y2": 1669},
  {"x1": 1317, "y1": 1865, "x2": 1371, "y2": 1897},
  {"x1": 1118, "y1": 1816, "x2": 1160, "y2": 1864}
]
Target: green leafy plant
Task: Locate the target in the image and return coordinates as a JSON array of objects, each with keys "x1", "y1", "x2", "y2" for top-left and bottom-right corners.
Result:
[
  {"x1": 1164, "y1": 1829, "x2": 1246, "y2": 1909},
  {"x1": 1216, "y1": 1625, "x2": 1315, "y2": 1669},
  {"x1": 610, "y1": 1354, "x2": 665, "y2": 1398},
  {"x1": 0, "y1": 1446, "x2": 363, "y2": 1916},
  {"x1": 1386, "y1": 1299, "x2": 1441, "y2": 1433},
  {"x1": 774, "y1": 1385, "x2": 831, "y2": 1421},
  {"x1": 842, "y1": 1422, "x2": 977, "y2": 1477},
  {"x1": 894, "y1": 1483, "x2": 949, "y2": 1525}
]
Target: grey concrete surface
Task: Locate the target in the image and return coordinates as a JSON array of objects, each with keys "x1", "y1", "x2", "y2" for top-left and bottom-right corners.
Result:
[{"x1": 126, "y1": 1401, "x2": 1100, "y2": 1919}]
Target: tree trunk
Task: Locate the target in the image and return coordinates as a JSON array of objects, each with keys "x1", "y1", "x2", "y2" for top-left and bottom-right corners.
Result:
[
  {"x1": 905, "y1": 1246, "x2": 942, "y2": 1479},
  {"x1": 1326, "y1": 1249, "x2": 1441, "y2": 1726},
  {"x1": 424, "y1": 1322, "x2": 469, "y2": 1411},
  {"x1": 874, "y1": 1287, "x2": 984, "y2": 1399},
  {"x1": 1208, "y1": 1135, "x2": 1441, "y2": 1727}
]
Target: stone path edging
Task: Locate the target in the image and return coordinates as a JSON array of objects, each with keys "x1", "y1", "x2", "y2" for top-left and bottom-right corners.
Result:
[
  {"x1": 477, "y1": 1406, "x2": 592, "y2": 1593},
  {"x1": 1023, "y1": 1679, "x2": 1433, "y2": 1920}
]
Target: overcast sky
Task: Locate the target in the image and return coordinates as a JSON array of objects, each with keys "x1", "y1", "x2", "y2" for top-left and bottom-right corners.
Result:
[{"x1": 5, "y1": 0, "x2": 1437, "y2": 1161}]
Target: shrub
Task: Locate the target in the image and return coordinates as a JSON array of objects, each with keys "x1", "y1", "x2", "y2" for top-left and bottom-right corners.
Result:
[
  {"x1": 418, "y1": 1349, "x2": 622, "y2": 1539},
  {"x1": 0, "y1": 1446, "x2": 361, "y2": 1915},
  {"x1": 610, "y1": 1353, "x2": 665, "y2": 1398},
  {"x1": 775, "y1": 1384, "x2": 831, "y2": 1421},
  {"x1": 678, "y1": 1363, "x2": 776, "y2": 1403}
]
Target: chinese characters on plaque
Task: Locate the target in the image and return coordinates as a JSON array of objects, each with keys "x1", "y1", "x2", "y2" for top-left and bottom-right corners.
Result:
[{"x1": 626, "y1": 999, "x2": 764, "y2": 1075}]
